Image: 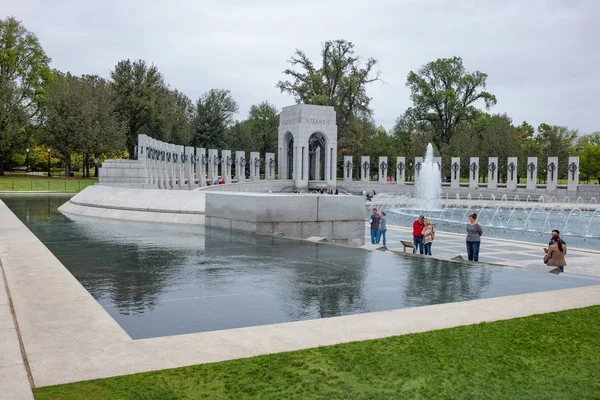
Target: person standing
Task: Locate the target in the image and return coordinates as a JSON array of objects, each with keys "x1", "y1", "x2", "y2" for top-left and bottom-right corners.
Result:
[
  {"x1": 422, "y1": 219, "x2": 435, "y2": 256},
  {"x1": 377, "y1": 211, "x2": 387, "y2": 246},
  {"x1": 544, "y1": 234, "x2": 567, "y2": 273},
  {"x1": 412, "y1": 215, "x2": 425, "y2": 254},
  {"x1": 370, "y1": 208, "x2": 381, "y2": 245},
  {"x1": 466, "y1": 213, "x2": 483, "y2": 261}
]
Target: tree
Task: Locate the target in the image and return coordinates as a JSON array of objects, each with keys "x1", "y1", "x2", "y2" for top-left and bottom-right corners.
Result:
[
  {"x1": 164, "y1": 89, "x2": 194, "y2": 145},
  {"x1": 535, "y1": 124, "x2": 577, "y2": 180},
  {"x1": 246, "y1": 101, "x2": 279, "y2": 155},
  {"x1": 110, "y1": 59, "x2": 166, "y2": 157},
  {"x1": 79, "y1": 75, "x2": 126, "y2": 177},
  {"x1": 276, "y1": 40, "x2": 380, "y2": 138},
  {"x1": 0, "y1": 16, "x2": 52, "y2": 175},
  {"x1": 40, "y1": 73, "x2": 90, "y2": 177},
  {"x1": 223, "y1": 120, "x2": 254, "y2": 153},
  {"x1": 193, "y1": 89, "x2": 238, "y2": 148},
  {"x1": 405, "y1": 56, "x2": 496, "y2": 150},
  {"x1": 578, "y1": 133, "x2": 600, "y2": 182}
]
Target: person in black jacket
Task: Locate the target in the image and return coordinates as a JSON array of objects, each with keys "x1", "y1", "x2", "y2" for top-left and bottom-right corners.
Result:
[
  {"x1": 369, "y1": 208, "x2": 381, "y2": 244},
  {"x1": 545, "y1": 229, "x2": 566, "y2": 254}
]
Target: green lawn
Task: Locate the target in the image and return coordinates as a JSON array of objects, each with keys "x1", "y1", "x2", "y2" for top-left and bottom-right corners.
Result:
[
  {"x1": 0, "y1": 175, "x2": 96, "y2": 192},
  {"x1": 33, "y1": 306, "x2": 600, "y2": 400}
]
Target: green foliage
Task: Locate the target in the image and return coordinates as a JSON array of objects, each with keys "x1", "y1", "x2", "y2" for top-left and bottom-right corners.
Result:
[
  {"x1": 79, "y1": 75, "x2": 126, "y2": 176},
  {"x1": 110, "y1": 59, "x2": 166, "y2": 156},
  {"x1": 193, "y1": 88, "x2": 238, "y2": 148},
  {"x1": 578, "y1": 132, "x2": 600, "y2": 181},
  {"x1": 0, "y1": 16, "x2": 52, "y2": 174},
  {"x1": 40, "y1": 73, "x2": 126, "y2": 177},
  {"x1": 33, "y1": 306, "x2": 600, "y2": 399},
  {"x1": 449, "y1": 113, "x2": 519, "y2": 180},
  {"x1": 277, "y1": 40, "x2": 380, "y2": 138},
  {"x1": 405, "y1": 56, "x2": 497, "y2": 150},
  {"x1": 390, "y1": 112, "x2": 433, "y2": 166},
  {"x1": 535, "y1": 124, "x2": 577, "y2": 179},
  {"x1": 246, "y1": 101, "x2": 279, "y2": 155},
  {"x1": 39, "y1": 72, "x2": 91, "y2": 176}
]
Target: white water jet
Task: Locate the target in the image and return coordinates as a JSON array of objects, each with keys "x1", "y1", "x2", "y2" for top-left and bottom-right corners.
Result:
[{"x1": 415, "y1": 143, "x2": 442, "y2": 210}]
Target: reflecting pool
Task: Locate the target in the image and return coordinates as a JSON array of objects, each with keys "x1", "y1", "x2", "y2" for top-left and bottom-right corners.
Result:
[{"x1": 4, "y1": 196, "x2": 600, "y2": 339}]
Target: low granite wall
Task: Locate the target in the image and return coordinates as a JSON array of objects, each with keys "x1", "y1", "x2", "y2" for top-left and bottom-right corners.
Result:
[
  {"x1": 205, "y1": 192, "x2": 365, "y2": 245},
  {"x1": 99, "y1": 160, "x2": 147, "y2": 186}
]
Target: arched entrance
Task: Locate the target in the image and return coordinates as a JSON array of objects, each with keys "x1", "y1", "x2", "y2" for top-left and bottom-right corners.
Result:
[
  {"x1": 308, "y1": 132, "x2": 326, "y2": 181},
  {"x1": 285, "y1": 132, "x2": 294, "y2": 179}
]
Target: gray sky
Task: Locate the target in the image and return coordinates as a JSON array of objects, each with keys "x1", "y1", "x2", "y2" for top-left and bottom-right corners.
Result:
[{"x1": 6, "y1": 0, "x2": 600, "y2": 134}]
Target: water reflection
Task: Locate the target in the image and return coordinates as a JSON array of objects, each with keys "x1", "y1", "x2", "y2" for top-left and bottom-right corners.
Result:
[
  {"x1": 402, "y1": 257, "x2": 492, "y2": 306},
  {"x1": 3, "y1": 196, "x2": 599, "y2": 339}
]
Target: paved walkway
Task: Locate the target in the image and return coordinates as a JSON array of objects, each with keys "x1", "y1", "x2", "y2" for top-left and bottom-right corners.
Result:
[
  {"x1": 0, "y1": 261, "x2": 34, "y2": 399},
  {"x1": 364, "y1": 224, "x2": 600, "y2": 277}
]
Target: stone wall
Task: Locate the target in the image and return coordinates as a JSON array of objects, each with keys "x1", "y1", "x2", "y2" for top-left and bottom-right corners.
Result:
[
  {"x1": 196, "y1": 180, "x2": 295, "y2": 193},
  {"x1": 205, "y1": 192, "x2": 365, "y2": 245},
  {"x1": 99, "y1": 160, "x2": 147, "y2": 186}
]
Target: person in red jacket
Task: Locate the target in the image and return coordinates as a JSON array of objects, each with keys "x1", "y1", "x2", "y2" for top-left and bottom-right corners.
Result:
[{"x1": 412, "y1": 215, "x2": 425, "y2": 254}]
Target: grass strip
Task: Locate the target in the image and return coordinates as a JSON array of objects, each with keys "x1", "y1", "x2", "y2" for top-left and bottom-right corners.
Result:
[
  {"x1": 34, "y1": 306, "x2": 600, "y2": 399},
  {"x1": 0, "y1": 176, "x2": 96, "y2": 192}
]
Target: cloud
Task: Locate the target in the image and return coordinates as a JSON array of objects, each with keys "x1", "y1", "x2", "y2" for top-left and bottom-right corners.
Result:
[{"x1": 6, "y1": 0, "x2": 600, "y2": 133}]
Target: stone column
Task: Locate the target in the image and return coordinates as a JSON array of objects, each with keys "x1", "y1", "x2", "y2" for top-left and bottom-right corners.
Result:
[
  {"x1": 396, "y1": 157, "x2": 405, "y2": 185},
  {"x1": 360, "y1": 156, "x2": 370, "y2": 182},
  {"x1": 469, "y1": 157, "x2": 479, "y2": 189},
  {"x1": 265, "y1": 152, "x2": 275, "y2": 180},
  {"x1": 507, "y1": 157, "x2": 518, "y2": 191},
  {"x1": 343, "y1": 156, "x2": 353, "y2": 181},
  {"x1": 175, "y1": 145, "x2": 185, "y2": 189},
  {"x1": 168, "y1": 144, "x2": 176, "y2": 189},
  {"x1": 207, "y1": 149, "x2": 218, "y2": 184},
  {"x1": 450, "y1": 157, "x2": 460, "y2": 189},
  {"x1": 163, "y1": 141, "x2": 171, "y2": 189},
  {"x1": 294, "y1": 145, "x2": 302, "y2": 187},
  {"x1": 567, "y1": 156, "x2": 579, "y2": 192},
  {"x1": 236, "y1": 151, "x2": 246, "y2": 183},
  {"x1": 154, "y1": 140, "x2": 162, "y2": 189},
  {"x1": 250, "y1": 151, "x2": 260, "y2": 181},
  {"x1": 378, "y1": 156, "x2": 388, "y2": 183},
  {"x1": 138, "y1": 135, "x2": 148, "y2": 183},
  {"x1": 488, "y1": 157, "x2": 498, "y2": 190},
  {"x1": 162, "y1": 143, "x2": 170, "y2": 189},
  {"x1": 221, "y1": 150, "x2": 232, "y2": 184},
  {"x1": 414, "y1": 157, "x2": 423, "y2": 183},
  {"x1": 326, "y1": 145, "x2": 336, "y2": 189},
  {"x1": 185, "y1": 146, "x2": 195, "y2": 189},
  {"x1": 546, "y1": 156, "x2": 558, "y2": 192},
  {"x1": 433, "y1": 157, "x2": 442, "y2": 175},
  {"x1": 151, "y1": 138, "x2": 158, "y2": 187},
  {"x1": 302, "y1": 146, "x2": 309, "y2": 187},
  {"x1": 159, "y1": 141, "x2": 168, "y2": 189},
  {"x1": 526, "y1": 157, "x2": 537, "y2": 191},
  {"x1": 196, "y1": 148, "x2": 206, "y2": 187},
  {"x1": 180, "y1": 144, "x2": 188, "y2": 189}
]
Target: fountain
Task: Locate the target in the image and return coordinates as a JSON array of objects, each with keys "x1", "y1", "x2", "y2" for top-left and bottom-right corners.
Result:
[
  {"x1": 369, "y1": 191, "x2": 600, "y2": 245},
  {"x1": 415, "y1": 143, "x2": 442, "y2": 210}
]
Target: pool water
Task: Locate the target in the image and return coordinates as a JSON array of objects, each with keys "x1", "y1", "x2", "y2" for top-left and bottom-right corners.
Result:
[{"x1": 4, "y1": 196, "x2": 599, "y2": 339}]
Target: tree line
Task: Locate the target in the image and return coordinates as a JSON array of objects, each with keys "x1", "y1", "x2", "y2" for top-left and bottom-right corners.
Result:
[
  {"x1": 1, "y1": 17, "x2": 599, "y2": 181},
  {"x1": 0, "y1": 17, "x2": 278, "y2": 177}
]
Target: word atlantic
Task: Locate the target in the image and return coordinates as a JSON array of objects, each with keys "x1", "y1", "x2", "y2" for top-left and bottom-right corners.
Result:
[{"x1": 280, "y1": 118, "x2": 333, "y2": 126}]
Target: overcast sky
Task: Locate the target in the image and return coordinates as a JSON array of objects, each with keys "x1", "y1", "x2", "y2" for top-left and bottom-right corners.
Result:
[{"x1": 5, "y1": 0, "x2": 599, "y2": 134}]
